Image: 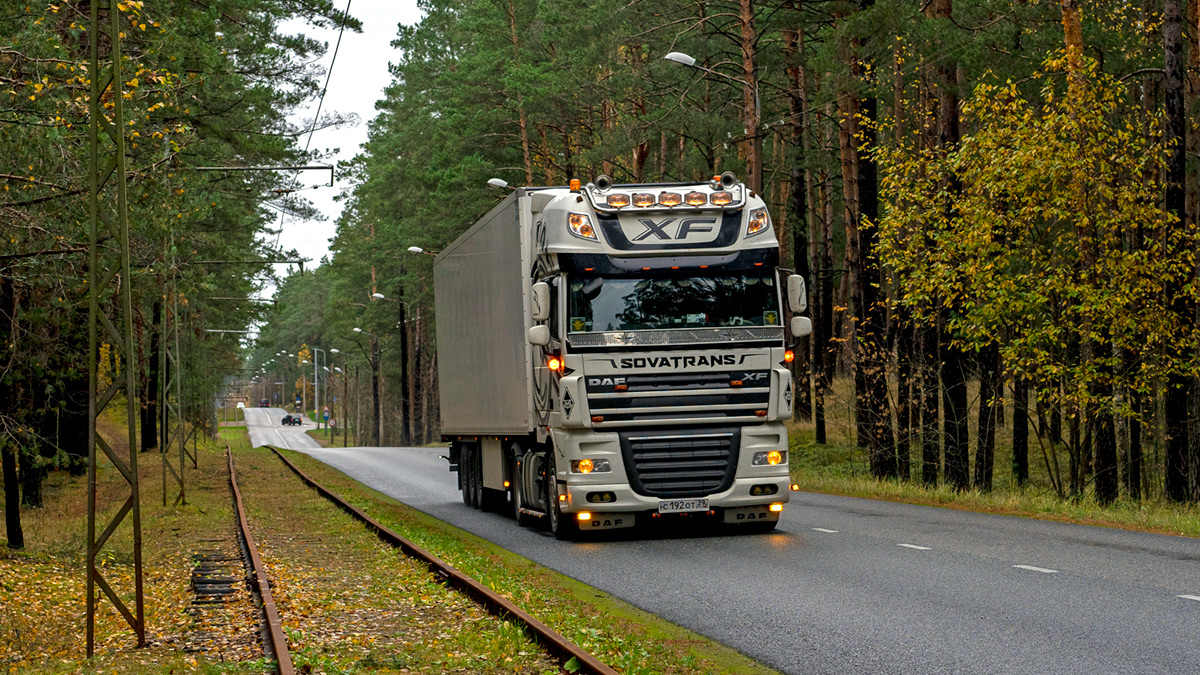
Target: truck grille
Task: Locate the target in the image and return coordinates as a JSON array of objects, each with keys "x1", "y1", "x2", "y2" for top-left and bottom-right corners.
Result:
[
  {"x1": 586, "y1": 370, "x2": 770, "y2": 427},
  {"x1": 619, "y1": 428, "x2": 739, "y2": 498}
]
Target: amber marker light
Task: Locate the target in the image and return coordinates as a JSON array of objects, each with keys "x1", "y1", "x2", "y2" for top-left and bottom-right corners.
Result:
[
  {"x1": 659, "y1": 192, "x2": 682, "y2": 207},
  {"x1": 784, "y1": 350, "x2": 795, "y2": 364},
  {"x1": 791, "y1": 483, "x2": 800, "y2": 491},
  {"x1": 607, "y1": 193, "x2": 630, "y2": 209},
  {"x1": 710, "y1": 191, "x2": 733, "y2": 206},
  {"x1": 547, "y1": 356, "x2": 563, "y2": 371},
  {"x1": 569, "y1": 178, "x2": 581, "y2": 192},
  {"x1": 685, "y1": 191, "x2": 707, "y2": 206},
  {"x1": 504, "y1": 481, "x2": 511, "y2": 488},
  {"x1": 632, "y1": 193, "x2": 655, "y2": 207}
]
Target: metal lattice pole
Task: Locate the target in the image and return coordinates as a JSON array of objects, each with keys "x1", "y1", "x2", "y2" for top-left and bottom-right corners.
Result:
[
  {"x1": 87, "y1": 0, "x2": 145, "y2": 654},
  {"x1": 161, "y1": 235, "x2": 186, "y2": 506}
]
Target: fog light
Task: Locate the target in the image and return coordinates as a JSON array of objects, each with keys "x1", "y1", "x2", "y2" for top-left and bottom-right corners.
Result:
[
  {"x1": 577, "y1": 512, "x2": 592, "y2": 521},
  {"x1": 769, "y1": 503, "x2": 784, "y2": 513},
  {"x1": 750, "y1": 484, "x2": 778, "y2": 496},
  {"x1": 587, "y1": 491, "x2": 616, "y2": 503}
]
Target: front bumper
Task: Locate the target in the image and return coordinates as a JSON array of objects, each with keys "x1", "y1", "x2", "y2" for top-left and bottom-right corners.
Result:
[{"x1": 550, "y1": 422, "x2": 791, "y2": 515}]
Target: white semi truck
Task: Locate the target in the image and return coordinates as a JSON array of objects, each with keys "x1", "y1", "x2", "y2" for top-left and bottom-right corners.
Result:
[{"x1": 433, "y1": 173, "x2": 810, "y2": 538}]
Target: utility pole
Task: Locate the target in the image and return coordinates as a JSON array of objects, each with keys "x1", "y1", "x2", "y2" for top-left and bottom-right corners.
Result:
[{"x1": 87, "y1": 0, "x2": 144, "y2": 653}]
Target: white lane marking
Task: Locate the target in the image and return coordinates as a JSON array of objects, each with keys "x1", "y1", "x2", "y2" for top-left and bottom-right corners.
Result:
[
  {"x1": 1178, "y1": 595, "x2": 1200, "y2": 602},
  {"x1": 898, "y1": 544, "x2": 931, "y2": 550},
  {"x1": 273, "y1": 428, "x2": 290, "y2": 450},
  {"x1": 1013, "y1": 564, "x2": 1058, "y2": 574},
  {"x1": 811, "y1": 528, "x2": 838, "y2": 533}
]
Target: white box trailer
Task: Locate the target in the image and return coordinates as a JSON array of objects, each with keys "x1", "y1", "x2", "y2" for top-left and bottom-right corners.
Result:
[{"x1": 433, "y1": 174, "x2": 810, "y2": 538}]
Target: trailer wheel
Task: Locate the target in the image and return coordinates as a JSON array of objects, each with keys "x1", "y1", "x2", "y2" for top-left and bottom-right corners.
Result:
[
  {"x1": 459, "y1": 443, "x2": 473, "y2": 507},
  {"x1": 544, "y1": 453, "x2": 575, "y2": 540},
  {"x1": 471, "y1": 447, "x2": 485, "y2": 508},
  {"x1": 464, "y1": 444, "x2": 480, "y2": 508}
]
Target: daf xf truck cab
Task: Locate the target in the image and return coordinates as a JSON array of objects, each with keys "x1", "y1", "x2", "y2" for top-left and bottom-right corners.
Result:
[{"x1": 433, "y1": 172, "x2": 809, "y2": 538}]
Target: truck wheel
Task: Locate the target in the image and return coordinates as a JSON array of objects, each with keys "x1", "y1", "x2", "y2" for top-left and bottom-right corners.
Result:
[
  {"x1": 462, "y1": 445, "x2": 477, "y2": 508},
  {"x1": 472, "y1": 452, "x2": 486, "y2": 509},
  {"x1": 544, "y1": 454, "x2": 575, "y2": 540}
]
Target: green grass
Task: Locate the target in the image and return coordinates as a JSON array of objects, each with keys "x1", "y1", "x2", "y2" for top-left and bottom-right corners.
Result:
[{"x1": 786, "y1": 411, "x2": 1200, "y2": 539}]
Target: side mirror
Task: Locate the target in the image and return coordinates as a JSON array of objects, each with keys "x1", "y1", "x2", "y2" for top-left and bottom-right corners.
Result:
[
  {"x1": 527, "y1": 325, "x2": 550, "y2": 346},
  {"x1": 790, "y1": 316, "x2": 812, "y2": 339},
  {"x1": 531, "y1": 282, "x2": 550, "y2": 322},
  {"x1": 787, "y1": 275, "x2": 807, "y2": 314}
]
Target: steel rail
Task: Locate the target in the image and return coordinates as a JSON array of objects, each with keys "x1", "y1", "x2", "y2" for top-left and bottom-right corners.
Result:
[
  {"x1": 266, "y1": 446, "x2": 619, "y2": 675},
  {"x1": 227, "y1": 449, "x2": 295, "y2": 675}
]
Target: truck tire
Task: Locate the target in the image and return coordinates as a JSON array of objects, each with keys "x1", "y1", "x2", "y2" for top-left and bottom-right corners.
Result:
[
  {"x1": 510, "y1": 451, "x2": 532, "y2": 527},
  {"x1": 463, "y1": 444, "x2": 478, "y2": 508},
  {"x1": 458, "y1": 443, "x2": 472, "y2": 507},
  {"x1": 544, "y1": 453, "x2": 575, "y2": 540},
  {"x1": 470, "y1": 447, "x2": 485, "y2": 509}
]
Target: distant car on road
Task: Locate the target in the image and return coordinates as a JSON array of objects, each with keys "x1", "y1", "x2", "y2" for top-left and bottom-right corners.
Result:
[
  {"x1": 281, "y1": 414, "x2": 303, "y2": 426},
  {"x1": 259, "y1": 398, "x2": 270, "y2": 407}
]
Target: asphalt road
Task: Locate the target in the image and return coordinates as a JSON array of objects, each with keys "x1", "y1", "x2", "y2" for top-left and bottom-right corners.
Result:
[{"x1": 243, "y1": 407, "x2": 1200, "y2": 674}]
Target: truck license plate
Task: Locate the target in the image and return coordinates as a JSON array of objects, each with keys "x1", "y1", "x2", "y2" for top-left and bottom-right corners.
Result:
[{"x1": 658, "y1": 498, "x2": 709, "y2": 514}]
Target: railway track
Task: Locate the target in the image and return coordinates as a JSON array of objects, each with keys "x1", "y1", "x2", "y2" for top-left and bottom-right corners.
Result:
[{"x1": 225, "y1": 444, "x2": 617, "y2": 675}]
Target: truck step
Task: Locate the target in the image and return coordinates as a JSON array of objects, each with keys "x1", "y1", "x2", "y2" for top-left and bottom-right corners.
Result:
[{"x1": 518, "y1": 507, "x2": 547, "y2": 519}]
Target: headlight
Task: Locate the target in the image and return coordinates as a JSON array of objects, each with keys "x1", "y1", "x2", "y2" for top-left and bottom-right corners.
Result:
[
  {"x1": 570, "y1": 458, "x2": 611, "y2": 473},
  {"x1": 568, "y1": 212, "x2": 597, "y2": 241},
  {"x1": 746, "y1": 207, "x2": 771, "y2": 237},
  {"x1": 752, "y1": 451, "x2": 786, "y2": 466}
]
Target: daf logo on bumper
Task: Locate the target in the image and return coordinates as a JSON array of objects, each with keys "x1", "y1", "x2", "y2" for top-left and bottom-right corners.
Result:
[{"x1": 629, "y1": 217, "x2": 718, "y2": 242}]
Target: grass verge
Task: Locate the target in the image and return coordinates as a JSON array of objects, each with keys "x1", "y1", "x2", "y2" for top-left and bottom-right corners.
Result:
[
  {"x1": 787, "y1": 423, "x2": 1200, "y2": 539},
  {"x1": 275, "y1": 448, "x2": 780, "y2": 675}
]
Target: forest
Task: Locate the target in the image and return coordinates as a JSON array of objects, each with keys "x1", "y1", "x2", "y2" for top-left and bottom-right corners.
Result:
[
  {"x1": 1, "y1": 0, "x2": 358, "y2": 547},
  {"x1": 4, "y1": 0, "x2": 1200, "y2": 552}
]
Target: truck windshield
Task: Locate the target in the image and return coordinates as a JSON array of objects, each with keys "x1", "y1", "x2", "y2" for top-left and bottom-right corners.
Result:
[{"x1": 567, "y1": 271, "x2": 780, "y2": 333}]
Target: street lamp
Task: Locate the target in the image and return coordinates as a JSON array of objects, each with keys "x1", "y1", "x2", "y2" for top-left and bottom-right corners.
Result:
[
  {"x1": 406, "y1": 246, "x2": 439, "y2": 256},
  {"x1": 349, "y1": 328, "x2": 382, "y2": 446},
  {"x1": 665, "y1": 50, "x2": 761, "y2": 194},
  {"x1": 311, "y1": 347, "x2": 329, "y2": 431}
]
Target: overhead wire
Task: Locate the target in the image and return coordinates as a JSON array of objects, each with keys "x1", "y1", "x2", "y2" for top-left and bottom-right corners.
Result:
[{"x1": 273, "y1": 0, "x2": 355, "y2": 252}]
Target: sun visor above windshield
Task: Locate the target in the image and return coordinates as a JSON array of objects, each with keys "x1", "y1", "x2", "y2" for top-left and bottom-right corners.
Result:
[{"x1": 559, "y1": 248, "x2": 778, "y2": 275}]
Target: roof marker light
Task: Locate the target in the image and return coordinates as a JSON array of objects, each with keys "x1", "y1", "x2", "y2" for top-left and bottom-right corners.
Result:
[
  {"x1": 607, "y1": 193, "x2": 630, "y2": 209},
  {"x1": 710, "y1": 191, "x2": 733, "y2": 206},
  {"x1": 659, "y1": 192, "x2": 682, "y2": 207},
  {"x1": 685, "y1": 191, "x2": 707, "y2": 206},
  {"x1": 632, "y1": 193, "x2": 655, "y2": 208}
]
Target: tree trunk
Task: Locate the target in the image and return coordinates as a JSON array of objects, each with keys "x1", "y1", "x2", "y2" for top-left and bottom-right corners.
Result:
[
  {"x1": 974, "y1": 343, "x2": 1000, "y2": 491},
  {"x1": 920, "y1": 317, "x2": 940, "y2": 485},
  {"x1": 1165, "y1": 0, "x2": 1193, "y2": 502},
  {"x1": 1013, "y1": 376, "x2": 1030, "y2": 485},
  {"x1": 1, "y1": 443, "x2": 21, "y2": 549},
  {"x1": 786, "y1": 23, "x2": 813, "y2": 421},
  {"x1": 141, "y1": 301, "x2": 160, "y2": 453}
]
